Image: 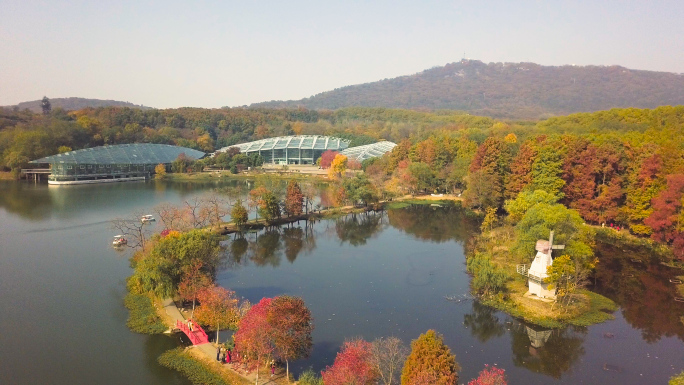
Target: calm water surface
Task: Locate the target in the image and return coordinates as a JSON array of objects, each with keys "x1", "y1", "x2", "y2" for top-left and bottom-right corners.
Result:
[{"x1": 0, "y1": 180, "x2": 682, "y2": 384}]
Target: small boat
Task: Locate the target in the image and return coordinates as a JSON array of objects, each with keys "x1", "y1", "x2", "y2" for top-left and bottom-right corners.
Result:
[
  {"x1": 112, "y1": 235, "x2": 127, "y2": 246},
  {"x1": 141, "y1": 215, "x2": 155, "y2": 223}
]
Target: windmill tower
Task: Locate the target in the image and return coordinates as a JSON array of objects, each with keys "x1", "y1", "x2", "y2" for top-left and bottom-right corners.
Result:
[{"x1": 518, "y1": 231, "x2": 564, "y2": 300}]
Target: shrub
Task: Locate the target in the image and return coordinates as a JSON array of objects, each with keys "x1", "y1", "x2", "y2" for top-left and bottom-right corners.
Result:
[
  {"x1": 298, "y1": 368, "x2": 324, "y2": 385},
  {"x1": 123, "y1": 292, "x2": 167, "y2": 334},
  {"x1": 158, "y1": 348, "x2": 239, "y2": 385}
]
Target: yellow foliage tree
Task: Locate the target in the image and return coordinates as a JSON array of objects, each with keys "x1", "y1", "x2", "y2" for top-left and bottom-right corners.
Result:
[
  {"x1": 329, "y1": 154, "x2": 348, "y2": 179},
  {"x1": 504, "y1": 133, "x2": 517, "y2": 143},
  {"x1": 154, "y1": 163, "x2": 167, "y2": 179}
]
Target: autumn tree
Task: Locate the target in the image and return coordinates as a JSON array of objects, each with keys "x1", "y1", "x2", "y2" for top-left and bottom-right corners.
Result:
[
  {"x1": 320, "y1": 150, "x2": 339, "y2": 169},
  {"x1": 194, "y1": 286, "x2": 240, "y2": 343},
  {"x1": 267, "y1": 296, "x2": 314, "y2": 381},
  {"x1": 644, "y1": 174, "x2": 684, "y2": 260},
  {"x1": 249, "y1": 186, "x2": 269, "y2": 220},
  {"x1": 504, "y1": 189, "x2": 559, "y2": 224},
  {"x1": 177, "y1": 260, "x2": 212, "y2": 318},
  {"x1": 284, "y1": 180, "x2": 304, "y2": 217},
  {"x1": 329, "y1": 154, "x2": 348, "y2": 179},
  {"x1": 235, "y1": 297, "x2": 274, "y2": 385},
  {"x1": 622, "y1": 152, "x2": 665, "y2": 235},
  {"x1": 465, "y1": 138, "x2": 511, "y2": 209},
  {"x1": 401, "y1": 330, "x2": 460, "y2": 385},
  {"x1": 468, "y1": 365, "x2": 507, "y2": 385},
  {"x1": 505, "y1": 140, "x2": 536, "y2": 198},
  {"x1": 562, "y1": 139, "x2": 625, "y2": 224},
  {"x1": 322, "y1": 338, "x2": 378, "y2": 385},
  {"x1": 127, "y1": 230, "x2": 220, "y2": 298},
  {"x1": 153, "y1": 202, "x2": 188, "y2": 231},
  {"x1": 231, "y1": 198, "x2": 249, "y2": 231},
  {"x1": 204, "y1": 193, "x2": 230, "y2": 229},
  {"x1": 371, "y1": 337, "x2": 409, "y2": 385},
  {"x1": 154, "y1": 163, "x2": 167, "y2": 179}
]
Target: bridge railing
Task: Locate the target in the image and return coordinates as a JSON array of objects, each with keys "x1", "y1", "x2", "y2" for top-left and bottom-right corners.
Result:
[{"x1": 176, "y1": 319, "x2": 208, "y2": 345}]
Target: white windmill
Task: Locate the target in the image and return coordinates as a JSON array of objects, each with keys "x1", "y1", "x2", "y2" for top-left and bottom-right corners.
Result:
[{"x1": 517, "y1": 231, "x2": 565, "y2": 300}]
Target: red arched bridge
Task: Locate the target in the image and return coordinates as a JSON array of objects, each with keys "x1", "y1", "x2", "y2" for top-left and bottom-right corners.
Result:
[{"x1": 176, "y1": 319, "x2": 209, "y2": 345}]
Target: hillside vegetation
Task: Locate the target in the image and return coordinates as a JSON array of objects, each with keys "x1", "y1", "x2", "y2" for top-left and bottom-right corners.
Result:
[
  {"x1": 252, "y1": 60, "x2": 684, "y2": 119},
  {"x1": 4, "y1": 97, "x2": 151, "y2": 113}
]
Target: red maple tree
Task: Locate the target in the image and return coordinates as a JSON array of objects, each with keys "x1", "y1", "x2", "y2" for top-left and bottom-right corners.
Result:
[
  {"x1": 321, "y1": 338, "x2": 378, "y2": 385},
  {"x1": 644, "y1": 174, "x2": 684, "y2": 260},
  {"x1": 468, "y1": 365, "x2": 507, "y2": 385},
  {"x1": 267, "y1": 296, "x2": 314, "y2": 382},
  {"x1": 320, "y1": 150, "x2": 339, "y2": 169},
  {"x1": 234, "y1": 297, "x2": 274, "y2": 384}
]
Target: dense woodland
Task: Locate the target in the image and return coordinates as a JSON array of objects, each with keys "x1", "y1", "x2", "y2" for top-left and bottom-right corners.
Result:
[
  {"x1": 253, "y1": 60, "x2": 684, "y2": 119},
  {"x1": 3, "y1": 103, "x2": 684, "y2": 259}
]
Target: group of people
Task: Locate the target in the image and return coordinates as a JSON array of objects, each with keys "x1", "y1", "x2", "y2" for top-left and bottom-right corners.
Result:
[{"x1": 215, "y1": 345, "x2": 232, "y2": 364}]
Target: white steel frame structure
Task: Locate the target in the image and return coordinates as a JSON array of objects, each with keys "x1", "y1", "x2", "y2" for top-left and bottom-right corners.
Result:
[{"x1": 216, "y1": 135, "x2": 350, "y2": 165}]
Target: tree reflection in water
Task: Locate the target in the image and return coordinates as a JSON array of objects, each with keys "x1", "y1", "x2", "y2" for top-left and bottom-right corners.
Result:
[
  {"x1": 593, "y1": 243, "x2": 684, "y2": 343},
  {"x1": 387, "y1": 203, "x2": 480, "y2": 243},
  {"x1": 463, "y1": 301, "x2": 586, "y2": 379},
  {"x1": 334, "y1": 211, "x2": 385, "y2": 246}
]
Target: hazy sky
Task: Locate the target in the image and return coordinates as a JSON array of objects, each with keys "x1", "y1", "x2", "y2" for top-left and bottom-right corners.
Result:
[{"x1": 1, "y1": 0, "x2": 682, "y2": 108}]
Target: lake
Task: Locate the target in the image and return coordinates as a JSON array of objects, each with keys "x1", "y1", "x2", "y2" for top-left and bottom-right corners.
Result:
[{"x1": 0, "y1": 180, "x2": 682, "y2": 384}]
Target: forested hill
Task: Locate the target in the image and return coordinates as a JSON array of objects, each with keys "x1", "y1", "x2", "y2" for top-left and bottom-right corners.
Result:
[
  {"x1": 5, "y1": 97, "x2": 151, "y2": 113},
  {"x1": 252, "y1": 60, "x2": 684, "y2": 119}
]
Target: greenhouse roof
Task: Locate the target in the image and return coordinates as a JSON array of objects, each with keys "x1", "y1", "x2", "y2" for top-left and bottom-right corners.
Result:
[
  {"x1": 218, "y1": 135, "x2": 350, "y2": 153},
  {"x1": 30, "y1": 144, "x2": 205, "y2": 165},
  {"x1": 340, "y1": 141, "x2": 397, "y2": 162}
]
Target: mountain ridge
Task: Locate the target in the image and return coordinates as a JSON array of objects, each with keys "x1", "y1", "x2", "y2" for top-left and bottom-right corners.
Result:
[
  {"x1": 4, "y1": 97, "x2": 152, "y2": 113},
  {"x1": 251, "y1": 60, "x2": 684, "y2": 119}
]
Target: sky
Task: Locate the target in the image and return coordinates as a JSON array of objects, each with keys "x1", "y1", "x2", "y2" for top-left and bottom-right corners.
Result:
[{"x1": 1, "y1": 0, "x2": 683, "y2": 109}]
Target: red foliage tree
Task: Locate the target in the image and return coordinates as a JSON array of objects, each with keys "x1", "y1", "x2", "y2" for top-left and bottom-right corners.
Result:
[
  {"x1": 468, "y1": 365, "x2": 507, "y2": 385},
  {"x1": 644, "y1": 174, "x2": 684, "y2": 260},
  {"x1": 320, "y1": 150, "x2": 339, "y2": 169},
  {"x1": 562, "y1": 139, "x2": 625, "y2": 224},
  {"x1": 234, "y1": 297, "x2": 274, "y2": 384},
  {"x1": 505, "y1": 140, "x2": 536, "y2": 199},
  {"x1": 284, "y1": 180, "x2": 304, "y2": 217},
  {"x1": 267, "y1": 296, "x2": 314, "y2": 381},
  {"x1": 321, "y1": 338, "x2": 378, "y2": 385}
]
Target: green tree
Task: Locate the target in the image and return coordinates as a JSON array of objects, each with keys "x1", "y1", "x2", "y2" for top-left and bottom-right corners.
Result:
[
  {"x1": 466, "y1": 253, "x2": 509, "y2": 297},
  {"x1": 231, "y1": 199, "x2": 249, "y2": 230},
  {"x1": 504, "y1": 190, "x2": 559, "y2": 224},
  {"x1": 401, "y1": 330, "x2": 460, "y2": 385},
  {"x1": 259, "y1": 191, "x2": 281, "y2": 222}
]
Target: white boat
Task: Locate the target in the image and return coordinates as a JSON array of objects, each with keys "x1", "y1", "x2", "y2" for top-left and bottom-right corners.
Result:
[
  {"x1": 141, "y1": 215, "x2": 155, "y2": 223},
  {"x1": 112, "y1": 235, "x2": 128, "y2": 246}
]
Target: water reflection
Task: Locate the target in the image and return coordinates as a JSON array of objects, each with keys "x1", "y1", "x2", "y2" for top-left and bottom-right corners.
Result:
[
  {"x1": 463, "y1": 301, "x2": 586, "y2": 379},
  {"x1": 388, "y1": 203, "x2": 480, "y2": 243},
  {"x1": 593, "y1": 243, "x2": 684, "y2": 343},
  {"x1": 334, "y1": 211, "x2": 385, "y2": 246}
]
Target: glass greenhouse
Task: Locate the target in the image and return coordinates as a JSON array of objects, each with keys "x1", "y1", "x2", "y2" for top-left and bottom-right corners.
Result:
[
  {"x1": 340, "y1": 141, "x2": 397, "y2": 162},
  {"x1": 217, "y1": 135, "x2": 350, "y2": 165},
  {"x1": 30, "y1": 143, "x2": 205, "y2": 185}
]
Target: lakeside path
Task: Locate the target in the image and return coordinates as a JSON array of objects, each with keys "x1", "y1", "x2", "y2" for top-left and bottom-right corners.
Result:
[{"x1": 159, "y1": 298, "x2": 291, "y2": 385}]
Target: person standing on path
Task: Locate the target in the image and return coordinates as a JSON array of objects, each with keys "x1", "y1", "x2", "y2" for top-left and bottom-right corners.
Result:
[
  {"x1": 216, "y1": 346, "x2": 221, "y2": 361},
  {"x1": 271, "y1": 360, "x2": 275, "y2": 377},
  {"x1": 188, "y1": 319, "x2": 194, "y2": 332}
]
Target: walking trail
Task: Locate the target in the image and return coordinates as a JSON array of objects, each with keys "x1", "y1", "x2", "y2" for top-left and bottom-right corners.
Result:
[{"x1": 161, "y1": 298, "x2": 290, "y2": 385}]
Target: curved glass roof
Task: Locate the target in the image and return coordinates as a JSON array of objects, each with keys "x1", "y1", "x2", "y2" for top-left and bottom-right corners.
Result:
[
  {"x1": 340, "y1": 141, "x2": 397, "y2": 162},
  {"x1": 30, "y1": 144, "x2": 205, "y2": 165},
  {"x1": 218, "y1": 135, "x2": 350, "y2": 153}
]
